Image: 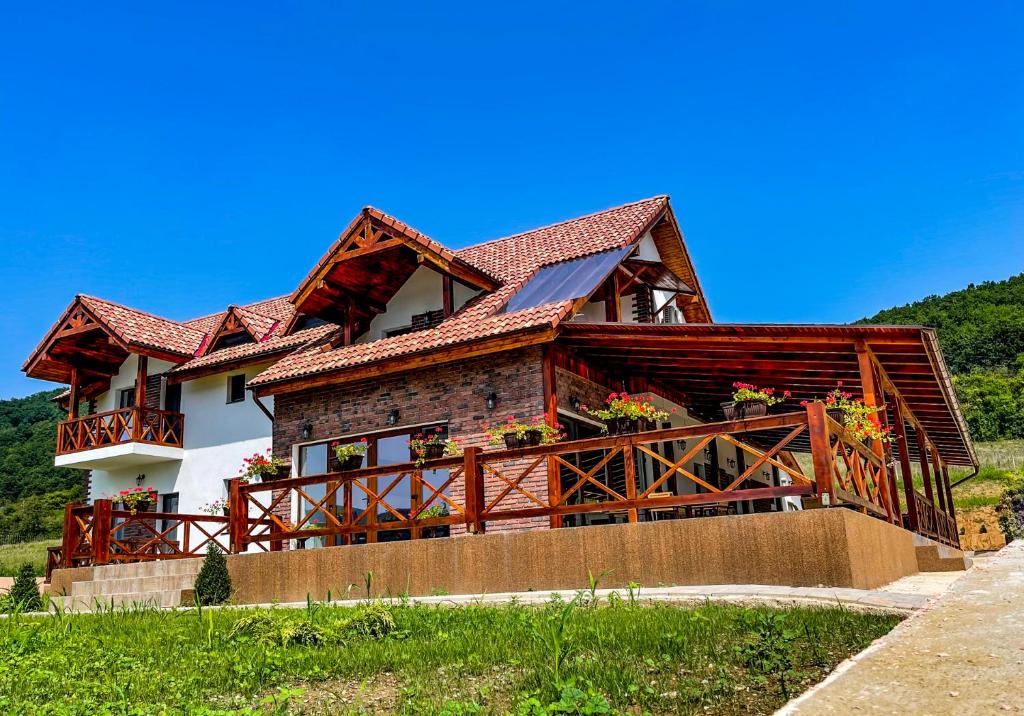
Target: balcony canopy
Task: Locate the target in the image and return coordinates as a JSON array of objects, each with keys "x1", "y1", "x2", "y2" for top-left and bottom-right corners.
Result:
[{"x1": 556, "y1": 322, "x2": 977, "y2": 468}]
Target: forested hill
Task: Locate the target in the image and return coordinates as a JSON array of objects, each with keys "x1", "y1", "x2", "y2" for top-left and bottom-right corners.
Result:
[
  {"x1": 858, "y1": 272, "x2": 1024, "y2": 441},
  {"x1": 0, "y1": 390, "x2": 82, "y2": 538}
]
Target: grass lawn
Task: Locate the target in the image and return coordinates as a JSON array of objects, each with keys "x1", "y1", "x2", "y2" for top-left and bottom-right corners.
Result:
[
  {"x1": 0, "y1": 599, "x2": 898, "y2": 715},
  {"x1": 0, "y1": 539, "x2": 57, "y2": 577}
]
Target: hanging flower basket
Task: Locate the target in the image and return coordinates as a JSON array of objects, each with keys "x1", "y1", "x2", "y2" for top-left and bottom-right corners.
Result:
[
  {"x1": 115, "y1": 487, "x2": 157, "y2": 516},
  {"x1": 408, "y1": 428, "x2": 463, "y2": 467},
  {"x1": 238, "y1": 450, "x2": 289, "y2": 482},
  {"x1": 504, "y1": 433, "x2": 523, "y2": 449},
  {"x1": 586, "y1": 393, "x2": 671, "y2": 434},
  {"x1": 724, "y1": 383, "x2": 789, "y2": 420},
  {"x1": 332, "y1": 438, "x2": 368, "y2": 471},
  {"x1": 826, "y1": 407, "x2": 845, "y2": 424},
  {"x1": 485, "y1": 415, "x2": 564, "y2": 450}
]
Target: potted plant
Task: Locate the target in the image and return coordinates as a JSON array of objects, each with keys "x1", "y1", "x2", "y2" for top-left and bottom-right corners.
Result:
[
  {"x1": 200, "y1": 498, "x2": 229, "y2": 517},
  {"x1": 237, "y1": 449, "x2": 289, "y2": 483},
  {"x1": 408, "y1": 429, "x2": 462, "y2": 467},
  {"x1": 800, "y1": 384, "x2": 894, "y2": 444},
  {"x1": 585, "y1": 393, "x2": 672, "y2": 434},
  {"x1": 116, "y1": 487, "x2": 158, "y2": 515},
  {"x1": 331, "y1": 437, "x2": 369, "y2": 471},
  {"x1": 485, "y1": 415, "x2": 565, "y2": 448},
  {"x1": 722, "y1": 383, "x2": 789, "y2": 420}
]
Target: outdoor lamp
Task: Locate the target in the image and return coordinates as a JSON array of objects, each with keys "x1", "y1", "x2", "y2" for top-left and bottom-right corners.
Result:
[
  {"x1": 387, "y1": 409, "x2": 400, "y2": 426},
  {"x1": 485, "y1": 392, "x2": 498, "y2": 410},
  {"x1": 568, "y1": 395, "x2": 581, "y2": 412},
  {"x1": 301, "y1": 421, "x2": 313, "y2": 440},
  {"x1": 135, "y1": 473, "x2": 145, "y2": 486}
]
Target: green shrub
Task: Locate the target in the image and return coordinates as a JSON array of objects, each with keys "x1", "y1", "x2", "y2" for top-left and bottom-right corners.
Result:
[
  {"x1": 998, "y1": 485, "x2": 1024, "y2": 541},
  {"x1": 193, "y1": 543, "x2": 232, "y2": 606},
  {"x1": 345, "y1": 601, "x2": 396, "y2": 638},
  {"x1": 2, "y1": 562, "x2": 43, "y2": 613}
]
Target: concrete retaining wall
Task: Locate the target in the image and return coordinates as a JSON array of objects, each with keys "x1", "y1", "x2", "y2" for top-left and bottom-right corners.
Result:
[
  {"x1": 48, "y1": 509, "x2": 920, "y2": 603},
  {"x1": 224, "y1": 509, "x2": 918, "y2": 603}
]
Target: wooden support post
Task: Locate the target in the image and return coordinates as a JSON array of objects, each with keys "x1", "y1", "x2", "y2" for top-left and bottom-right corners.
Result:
[
  {"x1": 542, "y1": 344, "x2": 562, "y2": 528},
  {"x1": 604, "y1": 273, "x2": 621, "y2": 322},
  {"x1": 92, "y1": 499, "x2": 113, "y2": 566},
  {"x1": 68, "y1": 367, "x2": 80, "y2": 420},
  {"x1": 806, "y1": 402, "x2": 834, "y2": 506},
  {"x1": 942, "y1": 464, "x2": 959, "y2": 547},
  {"x1": 228, "y1": 479, "x2": 245, "y2": 554},
  {"x1": 409, "y1": 471, "x2": 421, "y2": 540},
  {"x1": 916, "y1": 428, "x2": 935, "y2": 504},
  {"x1": 931, "y1": 442, "x2": 947, "y2": 514},
  {"x1": 442, "y1": 275, "x2": 455, "y2": 317},
  {"x1": 856, "y1": 343, "x2": 895, "y2": 523},
  {"x1": 133, "y1": 355, "x2": 148, "y2": 440},
  {"x1": 463, "y1": 446, "x2": 484, "y2": 534},
  {"x1": 623, "y1": 443, "x2": 639, "y2": 523},
  {"x1": 61, "y1": 503, "x2": 78, "y2": 568},
  {"x1": 891, "y1": 398, "x2": 918, "y2": 532}
]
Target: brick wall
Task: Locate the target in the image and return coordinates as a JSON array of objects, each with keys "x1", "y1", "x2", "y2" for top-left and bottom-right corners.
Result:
[{"x1": 273, "y1": 346, "x2": 550, "y2": 533}]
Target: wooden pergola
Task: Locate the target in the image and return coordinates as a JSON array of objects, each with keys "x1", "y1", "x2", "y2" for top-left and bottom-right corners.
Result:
[{"x1": 553, "y1": 322, "x2": 975, "y2": 540}]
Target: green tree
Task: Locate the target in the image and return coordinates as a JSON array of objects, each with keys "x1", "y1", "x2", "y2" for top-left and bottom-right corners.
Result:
[
  {"x1": 3, "y1": 562, "x2": 43, "y2": 612},
  {"x1": 194, "y1": 544, "x2": 232, "y2": 606}
]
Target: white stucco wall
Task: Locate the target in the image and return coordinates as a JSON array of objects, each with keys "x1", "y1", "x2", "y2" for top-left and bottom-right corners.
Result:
[
  {"x1": 367, "y1": 266, "x2": 442, "y2": 340},
  {"x1": 87, "y1": 357, "x2": 274, "y2": 516}
]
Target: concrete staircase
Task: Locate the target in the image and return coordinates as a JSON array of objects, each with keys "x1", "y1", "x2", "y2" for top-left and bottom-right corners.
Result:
[
  {"x1": 52, "y1": 558, "x2": 202, "y2": 612},
  {"x1": 913, "y1": 533, "x2": 973, "y2": 572}
]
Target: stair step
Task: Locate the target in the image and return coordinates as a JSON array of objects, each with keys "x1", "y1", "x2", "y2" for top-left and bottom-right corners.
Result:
[{"x1": 70, "y1": 573, "x2": 197, "y2": 597}]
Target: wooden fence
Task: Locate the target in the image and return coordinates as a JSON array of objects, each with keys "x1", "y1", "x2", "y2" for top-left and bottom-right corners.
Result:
[{"x1": 49, "y1": 405, "x2": 961, "y2": 581}]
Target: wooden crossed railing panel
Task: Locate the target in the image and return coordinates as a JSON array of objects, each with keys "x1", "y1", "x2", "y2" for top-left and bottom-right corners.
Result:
[
  {"x1": 913, "y1": 491, "x2": 958, "y2": 547},
  {"x1": 56, "y1": 407, "x2": 185, "y2": 454},
  {"x1": 477, "y1": 414, "x2": 815, "y2": 523},
  {"x1": 821, "y1": 415, "x2": 891, "y2": 518},
  {"x1": 45, "y1": 546, "x2": 63, "y2": 583},
  {"x1": 107, "y1": 510, "x2": 232, "y2": 562},
  {"x1": 235, "y1": 456, "x2": 468, "y2": 548}
]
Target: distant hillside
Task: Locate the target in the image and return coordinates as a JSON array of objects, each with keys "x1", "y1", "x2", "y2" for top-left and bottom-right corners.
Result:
[
  {"x1": 859, "y1": 272, "x2": 1024, "y2": 441},
  {"x1": 0, "y1": 390, "x2": 82, "y2": 539}
]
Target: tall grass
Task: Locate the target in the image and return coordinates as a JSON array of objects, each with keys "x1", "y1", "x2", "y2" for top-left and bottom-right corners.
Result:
[
  {"x1": 0, "y1": 539, "x2": 56, "y2": 577},
  {"x1": 0, "y1": 599, "x2": 897, "y2": 715}
]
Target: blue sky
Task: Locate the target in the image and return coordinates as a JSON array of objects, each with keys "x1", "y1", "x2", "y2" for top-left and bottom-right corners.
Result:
[{"x1": 2, "y1": 1, "x2": 1023, "y2": 398}]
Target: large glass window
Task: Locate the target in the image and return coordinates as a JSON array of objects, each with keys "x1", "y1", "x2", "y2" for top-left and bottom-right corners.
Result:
[{"x1": 296, "y1": 423, "x2": 449, "y2": 546}]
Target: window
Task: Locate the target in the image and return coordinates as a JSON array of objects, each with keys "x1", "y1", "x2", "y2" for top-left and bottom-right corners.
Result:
[
  {"x1": 296, "y1": 423, "x2": 450, "y2": 546},
  {"x1": 117, "y1": 387, "x2": 136, "y2": 409},
  {"x1": 164, "y1": 383, "x2": 182, "y2": 413},
  {"x1": 227, "y1": 374, "x2": 246, "y2": 404}
]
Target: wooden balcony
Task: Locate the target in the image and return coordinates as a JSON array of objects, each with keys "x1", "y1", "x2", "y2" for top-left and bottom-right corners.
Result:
[{"x1": 54, "y1": 406, "x2": 185, "y2": 469}]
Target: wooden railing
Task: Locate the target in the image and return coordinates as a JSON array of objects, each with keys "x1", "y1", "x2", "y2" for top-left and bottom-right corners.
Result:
[
  {"x1": 45, "y1": 546, "x2": 63, "y2": 582},
  {"x1": 808, "y1": 403, "x2": 894, "y2": 521},
  {"x1": 57, "y1": 500, "x2": 273, "y2": 574},
  {"x1": 49, "y1": 406, "x2": 962, "y2": 578},
  {"x1": 232, "y1": 412, "x2": 817, "y2": 551},
  {"x1": 913, "y1": 490, "x2": 957, "y2": 546},
  {"x1": 56, "y1": 406, "x2": 184, "y2": 455}
]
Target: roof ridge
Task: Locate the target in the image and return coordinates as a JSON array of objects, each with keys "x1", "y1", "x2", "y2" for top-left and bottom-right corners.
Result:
[
  {"x1": 183, "y1": 294, "x2": 291, "y2": 326},
  {"x1": 78, "y1": 294, "x2": 206, "y2": 337},
  {"x1": 455, "y1": 195, "x2": 669, "y2": 254}
]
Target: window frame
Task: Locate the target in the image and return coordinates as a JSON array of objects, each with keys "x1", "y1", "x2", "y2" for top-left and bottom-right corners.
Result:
[{"x1": 226, "y1": 374, "x2": 246, "y2": 404}]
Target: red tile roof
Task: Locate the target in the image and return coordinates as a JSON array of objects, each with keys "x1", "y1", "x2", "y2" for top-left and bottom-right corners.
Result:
[
  {"x1": 248, "y1": 196, "x2": 670, "y2": 389},
  {"x1": 78, "y1": 295, "x2": 208, "y2": 357}
]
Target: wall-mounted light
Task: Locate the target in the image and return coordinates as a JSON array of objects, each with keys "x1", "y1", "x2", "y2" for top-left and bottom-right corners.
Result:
[
  {"x1": 135, "y1": 473, "x2": 145, "y2": 486},
  {"x1": 387, "y1": 408, "x2": 400, "y2": 426},
  {"x1": 485, "y1": 393, "x2": 498, "y2": 411},
  {"x1": 726, "y1": 458, "x2": 737, "y2": 469},
  {"x1": 301, "y1": 421, "x2": 313, "y2": 440},
  {"x1": 676, "y1": 439, "x2": 687, "y2": 452},
  {"x1": 568, "y1": 395, "x2": 581, "y2": 412}
]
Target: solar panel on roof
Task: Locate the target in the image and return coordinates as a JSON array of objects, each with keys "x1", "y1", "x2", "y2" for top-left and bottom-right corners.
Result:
[{"x1": 503, "y1": 246, "x2": 633, "y2": 313}]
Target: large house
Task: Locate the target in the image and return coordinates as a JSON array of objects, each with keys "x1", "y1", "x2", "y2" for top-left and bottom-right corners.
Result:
[{"x1": 26, "y1": 196, "x2": 975, "y2": 585}]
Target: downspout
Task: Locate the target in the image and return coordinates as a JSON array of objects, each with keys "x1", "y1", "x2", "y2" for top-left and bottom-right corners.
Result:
[
  {"x1": 950, "y1": 466, "x2": 980, "y2": 490},
  {"x1": 250, "y1": 391, "x2": 274, "y2": 423}
]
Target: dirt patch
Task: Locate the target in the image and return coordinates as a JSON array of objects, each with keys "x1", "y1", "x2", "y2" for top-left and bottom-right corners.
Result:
[{"x1": 958, "y1": 506, "x2": 1006, "y2": 551}]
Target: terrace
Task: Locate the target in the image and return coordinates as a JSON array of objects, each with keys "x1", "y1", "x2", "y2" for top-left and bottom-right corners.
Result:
[{"x1": 47, "y1": 322, "x2": 972, "y2": 587}]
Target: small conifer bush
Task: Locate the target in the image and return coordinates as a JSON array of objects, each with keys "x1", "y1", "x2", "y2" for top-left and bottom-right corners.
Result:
[
  {"x1": 4, "y1": 562, "x2": 43, "y2": 613},
  {"x1": 193, "y1": 543, "x2": 232, "y2": 606}
]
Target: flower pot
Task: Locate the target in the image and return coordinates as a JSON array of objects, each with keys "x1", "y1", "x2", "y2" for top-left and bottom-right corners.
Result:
[
  {"x1": 721, "y1": 401, "x2": 737, "y2": 420},
  {"x1": 340, "y1": 454, "x2": 365, "y2": 471},
  {"x1": 734, "y1": 399, "x2": 767, "y2": 419},
  {"x1": 222, "y1": 506, "x2": 230, "y2": 517},
  {"x1": 524, "y1": 428, "x2": 543, "y2": 446},
  {"x1": 422, "y1": 443, "x2": 445, "y2": 460},
  {"x1": 826, "y1": 408, "x2": 845, "y2": 425},
  {"x1": 503, "y1": 433, "x2": 523, "y2": 450}
]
